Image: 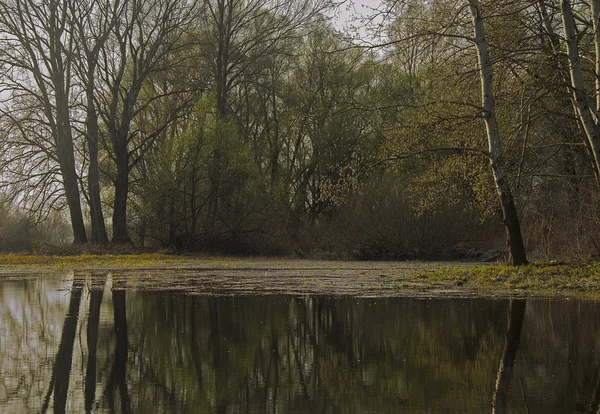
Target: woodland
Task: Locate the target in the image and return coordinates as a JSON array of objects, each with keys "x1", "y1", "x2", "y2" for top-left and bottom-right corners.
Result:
[{"x1": 1, "y1": 0, "x2": 599, "y2": 265}]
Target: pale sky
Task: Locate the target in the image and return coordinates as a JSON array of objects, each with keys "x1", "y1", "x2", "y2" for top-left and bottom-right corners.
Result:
[{"x1": 332, "y1": 0, "x2": 385, "y2": 44}]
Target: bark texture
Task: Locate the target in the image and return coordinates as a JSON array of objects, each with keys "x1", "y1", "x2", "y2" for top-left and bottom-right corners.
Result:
[{"x1": 468, "y1": 0, "x2": 528, "y2": 265}]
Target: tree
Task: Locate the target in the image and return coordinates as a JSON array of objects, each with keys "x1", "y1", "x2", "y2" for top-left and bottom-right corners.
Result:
[
  {"x1": 198, "y1": 0, "x2": 334, "y2": 118},
  {"x1": 67, "y1": 0, "x2": 123, "y2": 243},
  {"x1": 96, "y1": 0, "x2": 199, "y2": 243},
  {"x1": 467, "y1": 0, "x2": 528, "y2": 265},
  {"x1": 559, "y1": 0, "x2": 600, "y2": 185},
  {"x1": 0, "y1": 0, "x2": 88, "y2": 243}
]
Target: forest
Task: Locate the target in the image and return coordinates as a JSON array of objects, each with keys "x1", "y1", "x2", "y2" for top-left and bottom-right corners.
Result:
[{"x1": 0, "y1": 0, "x2": 599, "y2": 264}]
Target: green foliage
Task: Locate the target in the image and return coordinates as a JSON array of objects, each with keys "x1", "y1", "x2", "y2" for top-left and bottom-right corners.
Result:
[{"x1": 5, "y1": 0, "x2": 600, "y2": 260}]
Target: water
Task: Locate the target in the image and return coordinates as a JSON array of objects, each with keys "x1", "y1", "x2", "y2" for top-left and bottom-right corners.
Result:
[{"x1": 1, "y1": 272, "x2": 599, "y2": 413}]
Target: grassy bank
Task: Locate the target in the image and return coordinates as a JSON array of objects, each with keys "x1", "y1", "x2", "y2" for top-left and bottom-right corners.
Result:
[
  {"x1": 0, "y1": 253, "x2": 211, "y2": 268},
  {"x1": 1, "y1": 253, "x2": 600, "y2": 298},
  {"x1": 414, "y1": 263, "x2": 600, "y2": 297}
]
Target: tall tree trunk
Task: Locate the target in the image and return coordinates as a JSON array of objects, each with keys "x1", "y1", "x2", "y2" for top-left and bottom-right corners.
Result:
[
  {"x1": 214, "y1": 0, "x2": 231, "y2": 118},
  {"x1": 112, "y1": 136, "x2": 131, "y2": 244},
  {"x1": 49, "y1": 0, "x2": 88, "y2": 244},
  {"x1": 86, "y1": 76, "x2": 109, "y2": 243},
  {"x1": 592, "y1": 0, "x2": 600, "y2": 113},
  {"x1": 537, "y1": 0, "x2": 600, "y2": 185},
  {"x1": 56, "y1": 117, "x2": 88, "y2": 244},
  {"x1": 492, "y1": 299, "x2": 527, "y2": 414},
  {"x1": 468, "y1": 0, "x2": 528, "y2": 266},
  {"x1": 561, "y1": 0, "x2": 600, "y2": 182}
]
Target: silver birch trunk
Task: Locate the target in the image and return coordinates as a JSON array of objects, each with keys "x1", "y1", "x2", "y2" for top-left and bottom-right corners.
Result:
[
  {"x1": 561, "y1": 0, "x2": 600, "y2": 179},
  {"x1": 537, "y1": 0, "x2": 600, "y2": 184},
  {"x1": 467, "y1": 0, "x2": 528, "y2": 265},
  {"x1": 592, "y1": 0, "x2": 600, "y2": 112}
]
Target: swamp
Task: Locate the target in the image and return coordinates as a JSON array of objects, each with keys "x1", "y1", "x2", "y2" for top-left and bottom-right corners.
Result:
[{"x1": 4, "y1": 0, "x2": 600, "y2": 412}]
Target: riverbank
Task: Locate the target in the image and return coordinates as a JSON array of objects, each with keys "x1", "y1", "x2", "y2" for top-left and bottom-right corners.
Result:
[{"x1": 0, "y1": 253, "x2": 599, "y2": 298}]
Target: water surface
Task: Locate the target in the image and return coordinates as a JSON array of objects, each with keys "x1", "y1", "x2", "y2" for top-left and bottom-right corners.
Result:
[{"x1": 1, "y1": 271, "x2": 599, "y2": 413}]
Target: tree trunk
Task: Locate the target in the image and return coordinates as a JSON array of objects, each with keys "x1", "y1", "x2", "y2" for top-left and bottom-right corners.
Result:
[
  {"x1": 48, "y1": 1, "x2": 87, "y2": 244},
  {"x1": 468, "y1": 0, "x2": 528, "y2": 266},
  {"x1": 55, "y1": 102, "x2": 88, "y2": 244},
  {"x1": 592, "y1": 0, "x2": 600, "y2": 112},
  {"x1": 215, "y1": 0, "x2": 230, "y2": 118},
  {"x1": 537, "y1": 0, "x2": 600, "y2": 186},
  {"x1": 86, "y1": 77, "x2": 109, "y2": 243},
  {"x1": 561, "y1": 0, "x2": 600, "y2": 182},
  {"x1": 112, "y1": 141, "x2": 131, "y2": 244}
]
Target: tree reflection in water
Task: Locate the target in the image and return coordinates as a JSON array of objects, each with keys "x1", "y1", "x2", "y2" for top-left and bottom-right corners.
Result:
[
  {"x1": 2, "y1": 281, "x2": 600, "y2": 413},
  {"x1": 107, "y1": 289, "x2": 130, "y2": 413},
  {"x1": 492, "y1": 299, "x2": 527, "y2": 414},
  {"x1": 40, "y1": 274, "x2": 84, "y2": 414},
  {"x1": 85, "y1": 273, "x2": 106, "y2": 413}
]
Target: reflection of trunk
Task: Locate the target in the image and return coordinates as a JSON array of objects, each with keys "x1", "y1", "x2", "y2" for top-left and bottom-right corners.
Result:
[
  {"x1": 54, "y1": 275, "x2": 84, "y2": 412},
  {"x1": 468, "y1": 0, "x2": 527, "y2": 265},
  {"x1": 268, "y1": 332, "x2": 279, "y2": 412},
  {"x1": 40, "y1": 275, "x2": 84, "y2": 413},
  {"x1": 492, "y1": 299, "x2": 527, "y2": 414},
  {"x1": 587, "y1": 367, "x2": 600, "y2": 414},
  {"x1": 190, "y1": 302, "x2": 203, "y2": 387},
  {"x1": 108, "y1": 290, "x2": 130, "y2": 413},
  {"x1": 85, "y1": 274, "x2": 106, "y2": 413},
  {"x1": 209, "y1": 302, "x2": 227, "y2": 414}
]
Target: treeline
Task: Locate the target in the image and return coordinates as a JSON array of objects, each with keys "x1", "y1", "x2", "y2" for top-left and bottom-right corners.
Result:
[{"x1": 1, "y1": 0, "x2": 600, "y2": 261}]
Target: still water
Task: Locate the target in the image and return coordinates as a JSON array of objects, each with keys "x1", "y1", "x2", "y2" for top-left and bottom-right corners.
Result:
[{"x1": 0, "y1": 272, "x2": 599, "y2": 413}]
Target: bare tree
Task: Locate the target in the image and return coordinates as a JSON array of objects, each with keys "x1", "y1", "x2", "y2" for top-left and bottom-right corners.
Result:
[
  {"x1": 196, "y1": 0, "x2": 335, "y2": 216},
  {"x1": 67, "y1": 0, "x2": 125, "y2": 243},
  {"x1": 199, "y1": 0, "x2": 335, "y2": 117},
  {"x1": 0, "y1": 0, "x2": 88, "y2": 243},
  {"x1": 97, "y1": 0, "x2": 200, "y2": 243}
]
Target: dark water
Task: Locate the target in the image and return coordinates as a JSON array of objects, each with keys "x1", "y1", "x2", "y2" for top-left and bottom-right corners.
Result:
[{"x1": 1, "y1": 274, "x2": 600, "y2": 413}]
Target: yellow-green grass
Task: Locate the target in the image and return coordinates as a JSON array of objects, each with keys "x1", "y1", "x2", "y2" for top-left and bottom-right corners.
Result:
[
  {"x1": 0, "y1": 253, "x2": 212, "y2": 268},
  {"x1": 1, "y1": 253, "x2": 600, "y2": 298},
  {"x1": 413, "y1": 263, "x2": 600, "y2": 297}
]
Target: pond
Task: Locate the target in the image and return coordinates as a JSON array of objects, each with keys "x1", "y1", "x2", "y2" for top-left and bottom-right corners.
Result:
[{"x1": 1, "y1": 270, "x2": 599, "y2": 413}]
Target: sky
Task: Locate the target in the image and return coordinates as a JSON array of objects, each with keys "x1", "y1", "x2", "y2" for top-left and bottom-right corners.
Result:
[{"x1": 332, "y1": 0, "x2": 385, "y2": 44}]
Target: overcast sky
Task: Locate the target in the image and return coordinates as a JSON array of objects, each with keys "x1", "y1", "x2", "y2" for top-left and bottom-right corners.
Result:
[{"x1": 332, "y1": 0, "x2": 384, "y2": 43}]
